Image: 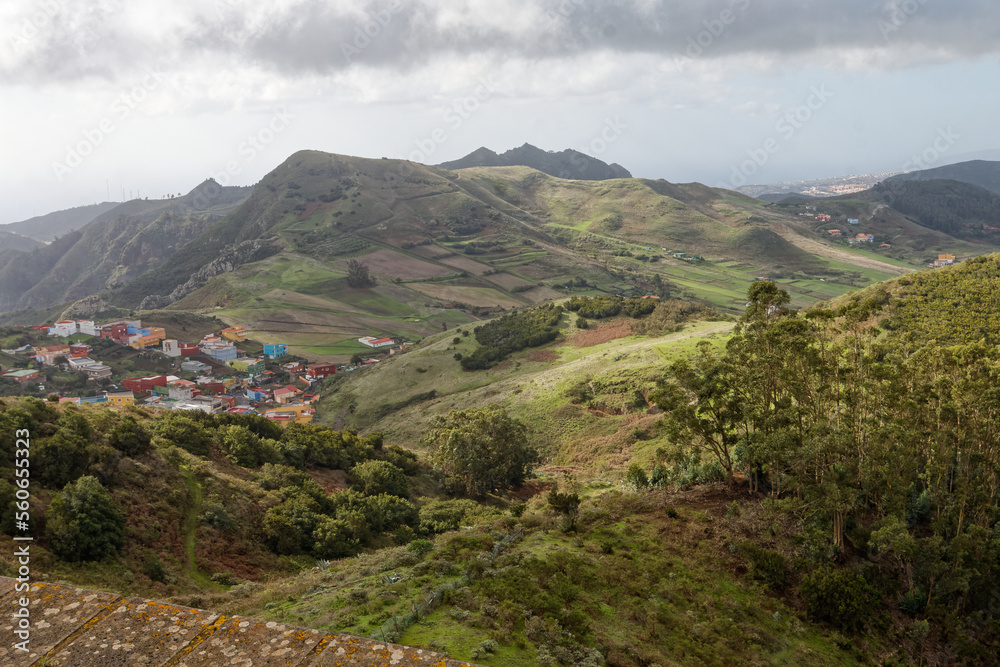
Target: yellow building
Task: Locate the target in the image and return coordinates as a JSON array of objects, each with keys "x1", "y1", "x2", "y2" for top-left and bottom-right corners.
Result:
[
  {"x1": 221, "y1": 326, "x2": 248, "y2": 342},
  {"x1": 106, "y1": 391, "x2": 135, "y2": 406},
  {"x1": 262, "y1": 403, "x2": 314, "y2": 424}
]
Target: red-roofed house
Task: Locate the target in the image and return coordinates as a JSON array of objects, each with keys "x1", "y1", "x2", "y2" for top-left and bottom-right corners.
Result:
[
  {"x1": 122, "y1": 375, "x2": 168, "y2": 393},
  {"x1": 69, "y1": 343, "x2": 92, "y2": 358},
  {"x1": 307, "y1": 363, "x2": 336, "y2": 380},
  {"x1": 273, "y1": 385, "x2": 300, "y2": 404}
]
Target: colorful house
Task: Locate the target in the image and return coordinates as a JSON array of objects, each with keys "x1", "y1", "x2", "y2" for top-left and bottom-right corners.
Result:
[
  {"x1": 34, "y1": 344, "x2": 71, "y2": 365},
  {"x1": 307, "y1": 363, "x2": 336, "y2": 380},
  {"x1": 129, "y1": 327, "x2": 166, "y2": 349},
  {"x1": 123, "y1": 375, "x2": 168, "y2": 393},
  {"x1": 273, "y1": 385, "x2": 300, "y2": 404},
  {"x1": 262, "y1": 403, "x2": 315, "y2": 424},
  {"x1": 106, "y1": 391, "x2": 135, "y2": 406},
  {"x1": 69, "y1": 343, "x2": 92, "y2": 358},
  {"x1": 163, "y1": 340, "x2": 201, "y2": 357},
  {"x1": 246, "y1": 387, "x2": 271, "y2": 402},
  {"x1": 263, "y1": 343, "x2": 288, "y2": 359},
  {"x1": 2, "y1": 369, "x2": 40, "y2": 383},
  {"x1": 221, "y1": 327, "x2": 248, "y2": 342}
]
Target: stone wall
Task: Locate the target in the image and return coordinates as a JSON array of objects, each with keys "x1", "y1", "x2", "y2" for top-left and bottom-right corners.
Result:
[{"x1": 0, "y1": 577, "x2": 477, "y2": 666}]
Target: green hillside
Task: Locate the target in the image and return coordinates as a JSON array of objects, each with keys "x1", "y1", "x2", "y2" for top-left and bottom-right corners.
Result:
[
  {"x1": 887, "y1": 159, "x2": 1000, "y2": 194},
  {"x1": 85, "y1": 150, "x2": 920, "y2": 361},
  {"x1": 6, "y1": 254, "x2": 1000, "y2": 664},
  {"x1": 0, "y1": 183, "x2": 250, "y2": 313}
]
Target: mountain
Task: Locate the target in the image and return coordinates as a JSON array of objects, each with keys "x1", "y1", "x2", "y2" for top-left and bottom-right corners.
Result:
[
  {"x1": 0, "y1": 230, "x2": 43, "y2": 253},
  {"x1": 0, "y1": 181, "x2": 250, "y2": 314},
  {"x1": 87, "y1": 150, "x2": 913, "y2": 361},
  {"x1": 885, "y1": 159, "x2": 1000, "y2": 194},
  {"x1": 439, "y1": 143, "x2": 633, "y2": 180},
  {"x1": 1, "y1": 201, "x2": 119, "y2": 242},
  {"x1": 864, "y1": 179, "x2": 1000, "y2": 242},
  {"x1": 8, "y1": 149, "x2": 980, "y2": 359}
]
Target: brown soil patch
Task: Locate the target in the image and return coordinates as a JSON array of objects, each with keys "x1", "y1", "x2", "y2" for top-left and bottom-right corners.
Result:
[
  {"x1": 510, "y1": 479, "x2": 555, "y2": 499},
  {"x1": 571, "y1": 319, "x2": 634, "y2": 347},
  {"x1": 436, "y1": 255, "x2": 493, "y2": 276},
  {"x1": 307, "y1": 468, "x2": 351, "y2": 495},
  {"x1": 349, "y1": 249, "x2": 453, "y2": 280},
  {"x1": 529, "y1": 350, "x2": 559, "y2": 362}
]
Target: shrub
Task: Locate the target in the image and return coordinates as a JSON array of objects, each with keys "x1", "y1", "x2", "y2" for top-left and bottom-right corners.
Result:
[
  {"x1": 106, "y1": 415, "x2": 152, "y2": 457},
  {"x1": 739, "y1": 543, "x2": 789, "y2": 591},
  {"x1": 45, "y1": 476, "x2": 125, "y2": 562},
  {"x1": 799, "y1": 566, "x2": 879, "y2": 632},
  {"x1": 350, "y1": 460, "x2": 410, "y2": 498},
  {"x1": 407, "y1": 539, "x2": 434, "y2": 557},
  {"x1": 899, "y1": 588, "x2": 927, "y2": 616},
  {"x1": 625, "y1": 463, "x2": 649, "y2": 490}
]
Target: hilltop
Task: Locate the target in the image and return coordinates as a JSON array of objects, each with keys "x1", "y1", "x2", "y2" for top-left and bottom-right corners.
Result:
[
  {"x1": 886, "y1": 159, "x2": 1000, "y2": 194},
  {"x1": 439, "y1": 143, "x2": 632, "y2": 180},
  {"x1": 1, "y1": 201, "x2": 119, "y2": 242},
  {"x1": 0, "y1": 182, "x2": 250, "y2": 314}
]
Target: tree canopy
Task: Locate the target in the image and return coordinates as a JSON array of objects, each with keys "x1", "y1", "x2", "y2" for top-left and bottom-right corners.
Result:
[
  {"x1": 422, "y1": 405, "x2": 539, "y2": 498},
  {"x1": 45, "y1": 475, "x2": 125, "y2": 562}
]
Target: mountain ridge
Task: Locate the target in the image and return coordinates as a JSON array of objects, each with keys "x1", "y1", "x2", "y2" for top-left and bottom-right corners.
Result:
[{"x1": 439, "y1": 143, "x2": 632, "y2": 180}]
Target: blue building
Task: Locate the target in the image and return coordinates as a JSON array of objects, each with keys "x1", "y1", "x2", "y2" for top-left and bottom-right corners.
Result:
[{"x1": 263, "y1": 343, "x2": 288, "y2": 359}]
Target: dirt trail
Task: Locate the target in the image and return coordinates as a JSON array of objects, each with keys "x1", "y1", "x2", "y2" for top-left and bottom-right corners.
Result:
[{"x1": 771, "y1": 223, "x2": 913, "y2": 275}]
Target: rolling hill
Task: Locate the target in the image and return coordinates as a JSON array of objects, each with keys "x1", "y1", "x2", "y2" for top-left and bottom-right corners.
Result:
[
  {"x1": 9, "y1": 149, "x2": 1000, "y2": 363},
  {"x1": 1, "y1": 201, "x2": 119, "y2": 241},
  {"x1": 0, "y1": 182, "x2": 250, "y2": 314},
  {"x1": 886, "y1": 159, "x2": 1000, "y2": 194},
  {"x1": 86, "y1": 150, "x2": 917, "y2": 359},
  {"x1": 0, "y1": 230, "x2": 43, "y2": 253}
]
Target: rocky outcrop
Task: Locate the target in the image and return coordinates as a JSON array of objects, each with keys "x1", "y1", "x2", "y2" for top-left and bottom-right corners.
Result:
[{"x1": 150, "y1": 238, "x2": 281, "y2": 308}]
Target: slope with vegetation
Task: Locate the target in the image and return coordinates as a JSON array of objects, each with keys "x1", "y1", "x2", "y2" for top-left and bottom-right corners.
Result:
[
  {"x1": 1, "y1": 149, "x2": 938, "y2": 362},
  {"x1": 0, "y1": 182, "x2": 250, "y2": 314}
]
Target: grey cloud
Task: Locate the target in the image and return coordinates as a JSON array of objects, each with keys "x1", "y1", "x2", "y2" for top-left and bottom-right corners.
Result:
[{"x1": 4, "y1": 0, "x2": 1000, "y2": 83}]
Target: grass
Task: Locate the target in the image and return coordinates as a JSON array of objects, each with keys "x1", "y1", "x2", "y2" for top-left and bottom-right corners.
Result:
[
  {"x1": 316, "y1": 312, "x2": 734, "y2": 465},
  {"x1": 212, "y1": 486, "x2": 868, "y2": 666}
]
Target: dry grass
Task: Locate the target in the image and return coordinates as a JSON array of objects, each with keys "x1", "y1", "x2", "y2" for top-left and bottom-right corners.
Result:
[{"x1": 570, "y1": 319, "x2": 634, "y2": 347}]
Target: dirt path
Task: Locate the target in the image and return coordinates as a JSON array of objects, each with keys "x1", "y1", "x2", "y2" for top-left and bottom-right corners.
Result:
[{"x1": 771, "y1": 223, "x2": 913, "y2": 275}]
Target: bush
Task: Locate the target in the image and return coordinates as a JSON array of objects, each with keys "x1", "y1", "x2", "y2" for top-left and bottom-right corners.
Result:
[
  {"x1": 45, "y1": 476, "x2": 125, "y2": 562},
  {"x1": 407, "y1": 539, "x2": 434, "y2": 558},
  {"x1": 418, "y1": 499, "x2": 485, "y2": 534},
  {"x1": 899, "y1": 588, "x2": 927, "y2": 616},
  {"x1": 739, "y1": 544, "x2": 789, "y2": 591},
  {"x1": 800, "y1": 566, "x2": 879, "y2": 632},
  {"x1": 625, "y1": 463, "x2": 649, "y2": 490},
  {"x1": 154, "y1": 413, "x2": 210, "y2": 457},
  {"x1": 106, "y1": 415, "x2": 152, "y2": 457},
  {"x1": 350, "y1": 460, "x2": 410, "y2": 499}
]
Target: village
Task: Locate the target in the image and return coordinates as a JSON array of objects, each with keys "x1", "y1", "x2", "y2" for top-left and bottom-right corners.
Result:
[
  {"x1": 0, "y1": 319, "x2": 414, "y2": 423},
  {"x1": 799, "y1": 206, "x2": 959, "y2": 269}
]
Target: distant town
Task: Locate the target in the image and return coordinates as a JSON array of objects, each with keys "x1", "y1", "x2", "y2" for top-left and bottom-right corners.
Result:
[
  {"x1": 0, "y1": 319, "x2": 415, "y2": 422},
  {"x1": 735, "y1": 170, "x2": 901, "y2": 198}
]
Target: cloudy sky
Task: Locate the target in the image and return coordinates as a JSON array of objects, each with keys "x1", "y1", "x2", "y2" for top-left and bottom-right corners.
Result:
[{"x1": 2, "y1": 0, "x2": 999, "y2": 223}]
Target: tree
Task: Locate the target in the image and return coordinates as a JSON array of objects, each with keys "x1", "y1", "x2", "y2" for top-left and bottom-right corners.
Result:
[
  {"x1": 346, "y1": 259, "x2": 375, "y2": 288},
  {"x1": 350, "y1": 460, "x2": 410, "y2": 498},
  {"x1": 45, "y1": 476, "x2": 125, "y2": 561},
  {"x1": 350, "y1": 353, "x2": 364, "y2": 366},
  {"x1": 422, "y1": 405, "x2": 539, "y2": 498}
]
